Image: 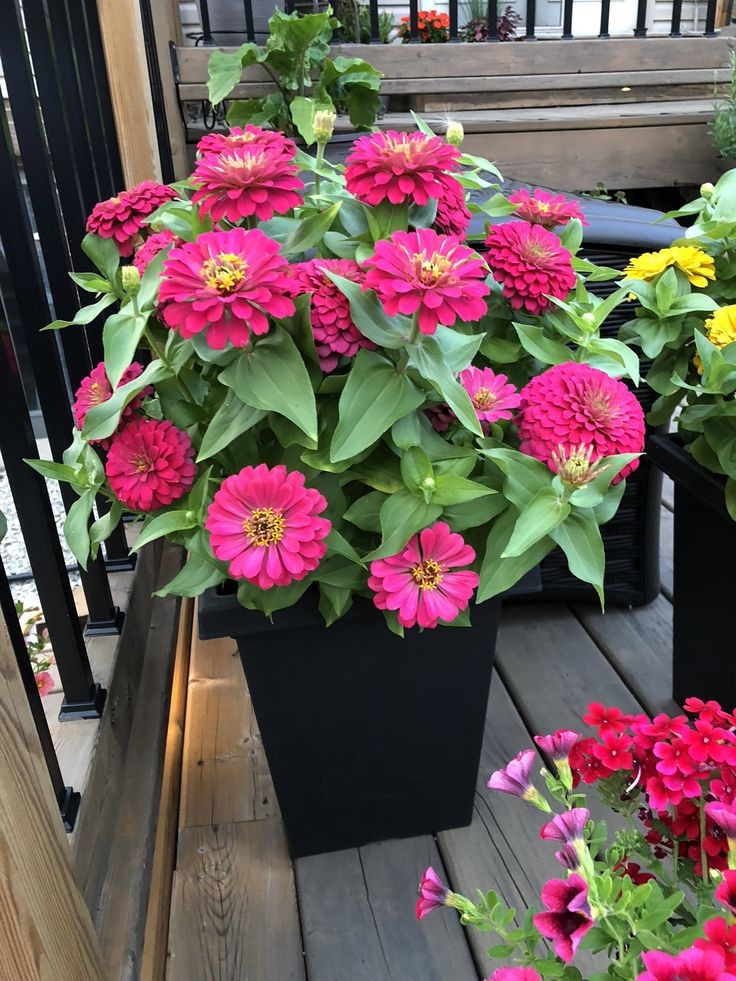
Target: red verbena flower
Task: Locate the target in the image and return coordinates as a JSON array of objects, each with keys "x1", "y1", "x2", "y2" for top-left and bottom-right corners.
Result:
[
  {"x1": 105, "y1": 418, "x2": 196, "y2": 512},
  {"x1": 592, "y1": 731, "x2": 634, "y2": 772},
  {"x1": 368, "y1": 521, "x2": 478, "y2": 629},
  {"x1": 533, "y1": 874, "x2": 593, "y2": 963},
  {"x1": 637, "y1": 946, "x2": 736, "y2": 980},
  {"x1": 86, "y1": 180, "x2": 177, "y2": 256},
  {"x1": 191, "y1": 144, "x2": 303, "y2": 223},
  {"x1": 459, "y1": 366, "x2": 521, "y2": 424},
  {"x1": 362, "y1": 228, "x2": 489, "y2": 335},
  {"x1": 289, "y1": 258, "x2": 375, "y2": 372},
  {"x1": 196, "y1": 125, "x2": 297, "y2": 159},
  {"x1": 434, "y1": 174, "x2": 471, "y2": 239},
  {"x1": 415, "y1": 867, "x2": 449, "y2": 920},
  {"x1": 485, "y1": 221, "x2": 576, "y2": 316},
  {"x1": 584, "y1": 703, "x2": 630, "y2": 733},
  {"x1": 516, "y1": 362, "x2": 645, "y2": 483},
  {"x1": 344, "y1": 130, "x2": 460, "y2": 207},
  {"x1": 507, "y1": 188, "x2": 588, "y2": 229},
  {"x1": 133, "y1": 229, "x2": 182, "y2": 275},
  {"x1": 684, "y1": 719, "x2": 733, "y2": 764},
  {"x1": 654, "y1": 738, "x2": 697, "y2": 776},
  {"x1": 205, "y1": 464, "x2": 331, "y2": 589},
  {"x1": 615, "y1": 861, "x2": 655, "y2": 886},
  {"x1": 159, "y1": 228, "x2": 294, "y2": 349},
  {"x1": 73, "y1": 362, "x2": 150, "y2": 447}
]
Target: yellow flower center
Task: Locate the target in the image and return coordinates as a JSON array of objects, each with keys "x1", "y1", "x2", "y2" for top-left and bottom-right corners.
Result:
[
  {"x1": 202, "y1": 253, "x2": 247, "y2": 294},
  {"x1": 221, "y1": 150, "x2": 265, "y2": 172},
  {"x1": 243, "y1": 507, "x2": 285, "y2": 547},
  {"x1": 88, "y1": 381, "x2": 107, "y2": 404},
  {"x1": 472, "y1": 387, "x2": 497, "y2": 410},
  {"x1": 411, "y1": 558, "x2": 443, "y2": 590},
  {"x1": 133, "y1": 454, "x2": 153, "y2": 474},
  {"x1": 536, "y1": 201, "x2": 550, "y2": 212},
  {"x1": 414, "y1": 251, "x2": 453, "y2": 285},
  {"x1": 523, "y1": 241, "x2": 551, "y2": 261}
]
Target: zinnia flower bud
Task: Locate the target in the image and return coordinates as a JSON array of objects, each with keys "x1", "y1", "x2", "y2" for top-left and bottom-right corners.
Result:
[
  {"x1": 701, "y1": 181, "x2": 716, "y2": 199},
  {"x1": 313, "y1": 109, "x2": 336, "y2": 144},
  {"x1": 121, "y1": 264, "x2": 141, "y2": 296},
  {"x1": 445, "y1": 120, "x2": 464, "y2": 146}
]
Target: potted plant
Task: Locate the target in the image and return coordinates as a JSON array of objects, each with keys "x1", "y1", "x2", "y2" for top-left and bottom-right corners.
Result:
[
  {"x1": 417, "y1": 696, "x2": 736, "y2": 979},
  {"x1": 205, "y1": 7, "x2": 383, "y2": 164},
  {"x1": 33, "y1": 118, "x2": 644, "y2": 857},
  {"x1": 620, "y1": 170, "x2": 736, "y2": 706}
]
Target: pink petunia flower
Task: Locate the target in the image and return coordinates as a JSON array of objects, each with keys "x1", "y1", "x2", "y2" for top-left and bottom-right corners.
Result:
[
  {"x1": 205, "y1": 464, "x2": 331, "y2": 589},
  {"x1": 344, "y1": 130, "x2": 460, "y2": 207},
  {"x1": 489, "y1": 970, "x2": 542, "y2": 980},
  {"x1": 368, "y1": 521, "x2": 478, "y2": 629},
  {"x1": 516, "y1": 362, "x2": 645, "y2": 484},
  {"x1": 555, "y1": 843, "x2": 583, "y2": 872},
  {"x1": 434, "y1": 174, "x2": 471, "y2": 240},
  {"x1": 73, "y1": 362, "x2": 150, "y2": 447},
  {"x1": 533, "y1": 874, "x2": 593, "y2": 963},
  {"x1": 488, "y1": 749, "x2": 551, "y2": 812},
  {"x1": 290, "y1": 258, "x2": 375, "y2": 372},
  {"x1": 539, "y1": 807, "x2": 589, "y2": 845},
  {"x1": 637, "y1": 946, "x2": 736, "y2": 980},
  {"x1": 716, "y1": 871, "x2": 736, "y2": 914},
  {"x1": 485, "y1": 221, "x2": 576, "y2": 316},
  {"x1": 105, "y1": 418, "x2": 196, "y2": 512},
  {"x1": 695, "y1": 918, "x2": 736, "y2": 971},
  {"x1": 707, "y1": 803, "x2": 736, "y2": 843},
  {"x1": 415, "y1": 867, "x2": 449, "y2": 920},
  {"x1": 459, "y1": 366, "x2": 521, "y2": 424},
  {"x1": 196, "y1": 125, "x2": 297, "y2": 159},
  {"x1": 362, "y1": 228, "x2": 489, "y2": 335},
  {"x1": 86, "y1": 181, "x2": 178, "y2": 256},
  {"x1": 158, "y1": 228, "x2": 294, "y2": 349},
  {"x1": 133, "y1": 229, "x2": 182, "y2": 275},
  {"x1": 35, "y1": 671, "x2": 55, "y2": 697},
  {"x1": 191, "y1": 144, "x2": 303, "y2": 224},
  {"x1": 534, "y1": 730, "x2": 581, "y2": 764},
  {"x1": 507, "y1": 188, "x2": 588, "y2": 229}
]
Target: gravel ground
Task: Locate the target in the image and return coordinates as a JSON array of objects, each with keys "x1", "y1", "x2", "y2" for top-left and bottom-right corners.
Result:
[{"x1": 0, "y1": 438, "x2": 81, "y2": 608}]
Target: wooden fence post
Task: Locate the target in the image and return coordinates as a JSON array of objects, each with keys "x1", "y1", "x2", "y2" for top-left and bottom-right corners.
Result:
[
  {"x1": 96, "y1": 0, "x2": 162, "y2": 186},
  {"x1": 0, "y1": 611, "x2": 105, "y2": 980}
]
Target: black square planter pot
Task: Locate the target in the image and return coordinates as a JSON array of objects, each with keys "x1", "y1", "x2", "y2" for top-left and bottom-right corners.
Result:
[
  {"x1": 199, "y1": 588, "x2": 504, "y2": 858},
  {"x1": 648, "y1": 433, "x2": 736, "y2": 708}
]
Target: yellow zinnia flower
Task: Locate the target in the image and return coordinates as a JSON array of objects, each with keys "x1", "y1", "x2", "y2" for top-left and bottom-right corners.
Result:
[
  {"x1": 624, "y1": 245, "x2": 716, "y2": 288},
  {"x1": 694, "y1": 305, "x2": 736, "y2": 374}
]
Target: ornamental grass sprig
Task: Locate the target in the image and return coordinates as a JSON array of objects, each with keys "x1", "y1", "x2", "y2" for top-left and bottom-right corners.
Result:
[{"x1": 417, "y1": 697, "x2": 736, "y2": 978}]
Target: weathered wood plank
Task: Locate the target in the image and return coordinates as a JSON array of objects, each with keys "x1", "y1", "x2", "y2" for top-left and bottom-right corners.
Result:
[
  {"x1": 296, "y1": 836, "x2": 478, "y2": 981},
  {"x1": 167, "y1": 817, "x2": 305, "y2": 981},
  {"x1": 178, "y1": 633, "x2": 277, "y2": 830},
  {"x1": 141, "y1": 598, "x2": 194, "y2": 981}
]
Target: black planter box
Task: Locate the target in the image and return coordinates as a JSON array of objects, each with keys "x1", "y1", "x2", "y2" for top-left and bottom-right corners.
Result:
[
  {"x1": 199, "y1": 588, "x2": 503, "y2": 857},
  {"x1": 648, "y1": 433, "x2": 735, "y2": 706}
]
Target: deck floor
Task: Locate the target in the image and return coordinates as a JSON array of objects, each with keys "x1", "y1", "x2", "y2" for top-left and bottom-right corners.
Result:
[{"x1": 164, "y1": 488, "x2": 676, "y2": 981}]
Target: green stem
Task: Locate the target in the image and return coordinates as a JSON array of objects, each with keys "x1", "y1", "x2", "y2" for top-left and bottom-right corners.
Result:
[
  {"x1": 700, "y1": 795, "x2": 709, "y2": 883},
  {"x1": 315, "y1": 141, "x2": 325, "y2": 196},
  {"x1": 143, "y1": 324, "x2": 198, "y2": 405},
  {"x1": 407, "y1": 312, "x2": 420, "y2": 346}
]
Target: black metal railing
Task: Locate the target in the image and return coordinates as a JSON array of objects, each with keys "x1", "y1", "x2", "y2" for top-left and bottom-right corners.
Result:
[
  {"x1": 193, "y1": 0, "x2": 725, "y2": 44},
  {"x1": 0, "y1": 0, "x2": 132, "y2": 830}
]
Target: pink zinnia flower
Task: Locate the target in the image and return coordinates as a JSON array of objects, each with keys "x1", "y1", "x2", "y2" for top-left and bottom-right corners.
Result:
[
  {"x1": 415, "y1": 867, "x2": 449, "y2": 920},
  {"x1": 507, "y1": 188, "x2": 588, "y2": 229},
  {"x1": 534, "y1": 730, "x2": 581, "y2": 764},
  {"x1": 205, "y1": 464, "x2": 331, "y2": 589},
  {"x1": 73, "y1": 362, "x2": 150, "y2": 447},
  {"x1": 459, "y1": 366, "x2": 521, "y2": 424},
  {"x1": 485, "y1": 221, "x2": 576, "y2": 316},
  {"x1": 344, "y1": 130, "x2": 460, "y2": 207},
  {"x1": 35, "y1": 671, "x2": 54, "y2": 697},
  {"x1": 196, "y1": 125, "x2": 297, "y2": 159},
  {"x1": 158, "y1": 228, "x2": 294, "y2": 349},
  {"x1": 434, "y1": 174, "x2": 471, "y2": 239},
  {"x1": 105, "y1": 418, "x2": 196, "y2": 512},
  {"x1": 489, "y1": 970, "x2": 542, "y2": 980},
  {"x1": 540, "y1": 807, "x2": 589, "y2": 844},
  {"x1": 133, "y1": 229, "x2": 182, "y2": 274},
  {"x1": 367, "y1": 521, "x2": 478, "y2": 629},
  {"x1": 717, "y1": 872, "x2": 736, "y2": 914},
  {"x1": 637, "y1": 947, "x2": 736, "y2": 980},
  {"x1": 362, "y1": 228, "x2": 489, "y2": 335},
  {"x1": 516, "y1": 362, "x2": 645, "y2": 483},
  {"x1": 533, "y1": 874, "x2": 593, "y2": 963},
  {"x1": 290, "y1": 258, "x2": 375, "y2": 372},
  {"x1": 86, "y1": 181, "x2": 177, "y2": 256},
  {"x1": 191, "y1": 144, "x2": 303, "y2": 224}
]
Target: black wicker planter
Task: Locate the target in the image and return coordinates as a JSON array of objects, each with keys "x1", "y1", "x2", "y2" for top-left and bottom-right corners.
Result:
[
  {"x1": 648, "y1": 433, "x2": 735, "y2": 707},
  {"x1": 199, "y1": 588, "x2": 503, "y2": 857}
]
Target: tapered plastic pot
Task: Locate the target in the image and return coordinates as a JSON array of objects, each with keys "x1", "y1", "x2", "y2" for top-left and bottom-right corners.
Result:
[
  {"x1": 647, "y1": 433, "x2": 735, "y2": 706},
  {"x1": 198, "y1": 587, "x2": 503, "y2": 857}
]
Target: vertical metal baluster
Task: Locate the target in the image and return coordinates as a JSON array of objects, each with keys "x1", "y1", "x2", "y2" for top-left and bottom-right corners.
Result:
[
  {"x1": 562, "y1": 0, "x2": 574, "y2": 37},
  {"x1": 409, "y1": 0, "x2": 420, "y2": 41},
  {"x1": 0, "y1": 18, "x2": 123, "y2": 638},
  {"x1": 449, "y1": 0, "x2": 459, "y2": 40},
  {"x1": 705, "y1": 0, "x2": 718, "y2": 34},
  {"x1": 243, "y1": 0, "x2": 256, "y2": 41},
  {"x1": 82, "y1": 0, "x2": 126, "y2": 192},
  {"x1": 369, "y1": 0, "x2": 380, "y2": 41},
  {"x1": 599, "y1": 0, "x2": 611, "y2": 36},
  {"x1": 0, "y1": 559, "x2": 80, "y2": 830},
  {"x1": 138, "y1": 0, "x2": 177, "y2": 184},
  {"x1": 634, "y1": 0, "x2": 648, "y2": 36},
  {"x1": 200, "y1": 0, "x2": 215, "y2": 43},
  {"x1": 669, "y1": 0, "x2": 683, "y2": 34},
  {"x1": 525, "y1": 0, "x2": 538, "y2": 38},
  {"x1": 487, "y1": 0, "x2": 499, "y2": 40}
]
